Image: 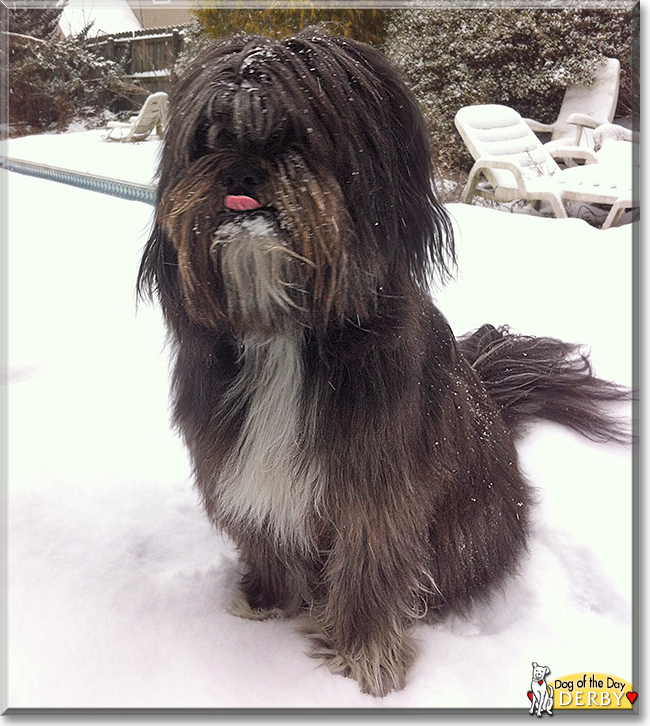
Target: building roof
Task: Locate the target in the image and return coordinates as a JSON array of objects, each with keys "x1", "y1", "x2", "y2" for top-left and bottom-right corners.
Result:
[
  {"x1": 59, "y1": 0, "x2": 142, "y2": 38},
  {"x1": 125, "y1": 1, "x2": 193, "y2": 30}
]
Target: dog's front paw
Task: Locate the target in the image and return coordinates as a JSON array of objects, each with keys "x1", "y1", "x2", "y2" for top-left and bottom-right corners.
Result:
[
  {"x1": 298, "y1": 616, "x2": 415, "y2": 697},
  {"x1": 229, "y1": 592, "x2": 287, "y2": 621}
]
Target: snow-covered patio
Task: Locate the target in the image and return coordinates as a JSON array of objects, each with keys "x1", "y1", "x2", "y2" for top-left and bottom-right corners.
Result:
[{"x1": 4, "y1": 130, "x2": 634, "y2": 710}]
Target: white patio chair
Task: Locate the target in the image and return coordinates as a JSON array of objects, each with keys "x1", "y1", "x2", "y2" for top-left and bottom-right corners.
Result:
[
  {"x1": 584, "y1": 123, "x2": 637, "y2": 228},
  {"x1": 524, "y1": 58, "x2": 620, "y2": 153},
  {"x1": 454, "y1": 104, "x2": 636, "y2": 230},
  {"x1": 104, "y1": 92, "x2": 169, "y2": 143},
  {"x1": 560, "y1": 123, "x2": 635, "y2": 165}
]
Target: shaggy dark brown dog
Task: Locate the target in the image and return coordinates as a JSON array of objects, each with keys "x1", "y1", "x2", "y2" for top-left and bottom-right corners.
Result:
[{"x1": 138, "y1": 30, "x2": 627, "y2": 697}]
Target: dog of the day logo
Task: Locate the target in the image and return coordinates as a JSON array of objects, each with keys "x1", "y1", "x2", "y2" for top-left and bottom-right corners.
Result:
[
  {"x1": 528, "y1": 662, "x2": 554, "y2": 716},
  {"x1": 527, "y1": 664, "x2": 637, "y2": 713}
]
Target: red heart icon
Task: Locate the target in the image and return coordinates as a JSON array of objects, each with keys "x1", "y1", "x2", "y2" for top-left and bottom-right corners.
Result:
[
  {"x1": 538, "y1": 680, "x2": 544, "y2": 685},
  {"x1": 626, "y1": 692, "x2": 638, "y2": 704},
  {"x1": 527, "y1": 691, "x2": 533, "y2": 701}
]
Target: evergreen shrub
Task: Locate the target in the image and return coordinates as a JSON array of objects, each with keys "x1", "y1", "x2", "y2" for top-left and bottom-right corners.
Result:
[{"x1": 384, "y1": 7, "x2": 636, "y2": 169}]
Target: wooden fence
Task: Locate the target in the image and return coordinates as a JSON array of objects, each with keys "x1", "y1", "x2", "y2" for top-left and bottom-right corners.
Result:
[{"x1": 87, "y1": 26, "x2": 185, "y2": 97}]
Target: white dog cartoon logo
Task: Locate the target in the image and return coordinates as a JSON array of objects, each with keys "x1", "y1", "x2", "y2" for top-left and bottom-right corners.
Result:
[{"x1": 529, "y1": 662, "x2": 554, "y2": 716}]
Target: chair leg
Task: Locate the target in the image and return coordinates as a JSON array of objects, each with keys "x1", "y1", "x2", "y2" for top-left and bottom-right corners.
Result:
[
  {"x1": 540, "y1": 193, "x2": 568, "y2": 220},
  {"x1": 602, "y1": 200, "x2": 629, "y2": 230},
  {"x1": 460, "y1": 171, "x2": 481, "y2": 205}
]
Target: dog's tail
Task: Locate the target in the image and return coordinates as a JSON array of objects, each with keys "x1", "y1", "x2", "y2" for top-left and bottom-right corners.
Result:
[{"x1": 458, "y1": 324, "x2": 631, "y2": 444}]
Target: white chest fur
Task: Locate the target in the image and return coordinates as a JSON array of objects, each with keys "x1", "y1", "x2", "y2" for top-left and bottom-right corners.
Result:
[{"x1": 215, "y1": 333, "x2": 320, "y2": 550}]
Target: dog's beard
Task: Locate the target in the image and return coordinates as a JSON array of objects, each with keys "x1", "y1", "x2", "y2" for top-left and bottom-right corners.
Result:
[
  {"x1": 159, "y1": 151, "x2": 380, "y2": 335},
  {"x1": 210, "y1": 215, "x2": 309, "y2": 335}
]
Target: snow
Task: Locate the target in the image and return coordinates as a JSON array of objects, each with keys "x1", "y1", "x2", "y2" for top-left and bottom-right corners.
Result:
[
  {"x1": 3, "y1": 129, "x2": 634, "y2": 711},
  {"x1": 59, "y1": 0, "x2": 142, "y2": 39},
  {"x1": 6, "y1": 128, "x2": 161, "y2": 186},
  {"x1": 129, "y1": 70, "x2": 171, "y2": 79}
]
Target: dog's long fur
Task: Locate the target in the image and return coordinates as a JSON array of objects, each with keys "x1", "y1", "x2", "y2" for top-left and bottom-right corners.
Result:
[{"x1": 138, "y1": 30, "x2": 628, "y2": 697}]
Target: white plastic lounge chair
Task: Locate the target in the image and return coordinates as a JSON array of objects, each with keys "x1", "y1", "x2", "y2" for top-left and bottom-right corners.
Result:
[
  {"x1": 455, "y1": 104, "x2": 636, "y2": 230},
  {"x1": 104, "y1": 92, "x2": 169, "y2": 143},
  {"x1": 587, "y1": 123, "x2": 637, "y2": 228},
  {"x1": 557, "y1": 122, "x2": 637, "y2": 230},
  {"x1": 594, "y1": 122, "x2": 634, "y2": 152},
  {"x1": 524, "y1": 58, "x2": 620, "y2": 152},
  {"x1": 561, "y1": 123, "x2": 635, "y2": 165}
]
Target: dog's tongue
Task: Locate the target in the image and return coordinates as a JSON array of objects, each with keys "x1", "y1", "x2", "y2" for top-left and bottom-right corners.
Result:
[{"x1": 225, "y1": 195, "x2": 261, "y2": 211}]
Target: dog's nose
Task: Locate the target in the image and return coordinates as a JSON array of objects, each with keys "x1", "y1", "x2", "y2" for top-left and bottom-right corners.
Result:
[{"x1": 219, "y1": 163, "x2": 267, "y2": 196}]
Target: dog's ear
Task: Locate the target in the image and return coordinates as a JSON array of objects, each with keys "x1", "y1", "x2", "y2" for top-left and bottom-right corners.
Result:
[
  {"x1": 532, "y1": 662, "x2": 537, "y2": 668},
  {"x1": 545, "y1": 666, "x2": 550, "y2": 676},
  {"x1": 292, "y1": 30, "x2": 456, "y2": 289},
  {"x1": 137, "y1": 221, "x2": 180, "y2": 316},
  {"x1": 360, "y1": 44, "x2": 456, "y2": 288}
]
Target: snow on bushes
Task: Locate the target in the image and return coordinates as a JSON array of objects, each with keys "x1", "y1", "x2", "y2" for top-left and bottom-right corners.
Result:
[{"x1": 384, "y1": 7, "x2": 636, "y2": 169}]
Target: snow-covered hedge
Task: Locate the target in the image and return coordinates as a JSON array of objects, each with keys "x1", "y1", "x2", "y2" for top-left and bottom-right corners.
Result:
[
  {"x1": 384, "y1": 8, "x2": 636, "y2": 169},
  {"x1": 8, "y1": 9, "x2": 136, "y2": 132},
  {"x1": 172, "y1": 10, "x2": 387, "y2": 80}
]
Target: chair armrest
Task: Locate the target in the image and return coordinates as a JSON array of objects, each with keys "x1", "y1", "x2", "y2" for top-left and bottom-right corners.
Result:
[
  {"x1": 524, "y1": 118, "x2": 555, "y2": 134},
  {"x1": 594, "y1": 123, "x2": 633, "y2": 143},
  {"x1": 566, "y1": 113, "x2": 610, "y2": 144},
  {"x1": 566, "y1": 113, "x2": 605, "y2": 130},
  {"x1": 550, "y1": 146, "x2": 598, "y2": 165},
  {"x1": 467, "y1": 158, "x2": 529, "y2": 195}
]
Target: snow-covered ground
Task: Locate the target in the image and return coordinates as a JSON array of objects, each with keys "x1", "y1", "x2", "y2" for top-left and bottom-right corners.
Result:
[
  {"x1": 4, "y1": 130, "x2": 635, "y2": 711},
  {"x1": 6, "y1": 127, "x2": 161, "y2": 186}
]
